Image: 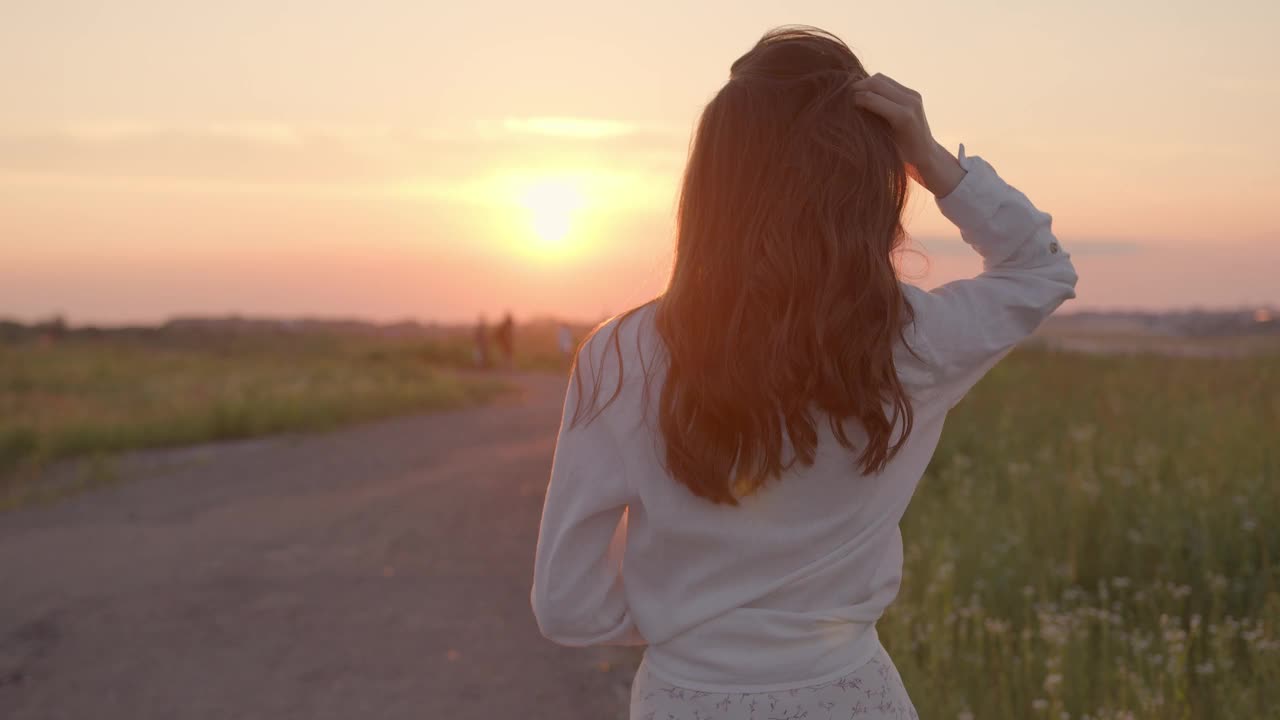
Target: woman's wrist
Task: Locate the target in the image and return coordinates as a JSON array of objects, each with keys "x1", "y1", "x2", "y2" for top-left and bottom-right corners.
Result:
[{"x1": 917, "y1": 143, "x2": 966, "y2": 199}]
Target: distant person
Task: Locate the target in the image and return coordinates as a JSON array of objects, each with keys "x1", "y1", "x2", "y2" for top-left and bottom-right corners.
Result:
[
  {"x1": 495, "y1": 312, "x2": 515, "y2": 369},
  {"x1": 556, "y1": 323, "x2": 575, "y2": 370},
  {"x1": 473, "y1": 315, "x2": 489, "y2": 369},
  {"x1": 531, "y1": 27, "x2": 1077, "y2": 720}
]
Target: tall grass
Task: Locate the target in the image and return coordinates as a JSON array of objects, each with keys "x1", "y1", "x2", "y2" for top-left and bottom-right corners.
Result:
[
  {"x1": 881, "y1": 349, "x2": 1279, "y2": 719},
  {"x1": 0, "y1": 335, "x2": 509, "y2": 480}
]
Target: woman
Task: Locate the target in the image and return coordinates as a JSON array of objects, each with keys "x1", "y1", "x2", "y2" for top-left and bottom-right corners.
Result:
[{"x1": 531, "y1": 26, "x2": 1077, "y2": 719}]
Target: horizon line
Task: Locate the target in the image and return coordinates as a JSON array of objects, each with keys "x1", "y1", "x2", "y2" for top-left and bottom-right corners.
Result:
[{"x1": 5, "y1": 302, "x2": 1279, "y2": 332}]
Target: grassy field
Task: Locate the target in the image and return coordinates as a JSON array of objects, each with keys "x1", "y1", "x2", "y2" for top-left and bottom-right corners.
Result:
[
  {"x1": 4, "y1": 326, "x2": 1277, "y2": 716},
  {"x1": 880, "y1": 348, "x2": 1279, "y2": 719},
  {"x1": 0, "y1": 333, "x2": 514, "y2": 502}
]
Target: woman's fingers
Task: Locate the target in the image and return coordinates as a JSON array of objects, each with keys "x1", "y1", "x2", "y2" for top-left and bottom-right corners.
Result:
[
  {"x1": 877, "y1": 73, "x2": 921, "y2": 100},
  {"x1": 853, "y1": 90, "x2": 909, "y2": 126},
  {"x1": 853, "y1": 73, "x2": 919, "y2": 107}
]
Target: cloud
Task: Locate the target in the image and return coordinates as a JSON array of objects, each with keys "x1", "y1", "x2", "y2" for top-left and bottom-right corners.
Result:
[
  {"x1": 0, "y1": 119, "x2": 689, "y2": 189},
  {"x1": 502, "y1": 116, "x2": 636, "y2": 139},
  {"x1": 0, "y1": 126, "x2": 380, "y2": 184}
]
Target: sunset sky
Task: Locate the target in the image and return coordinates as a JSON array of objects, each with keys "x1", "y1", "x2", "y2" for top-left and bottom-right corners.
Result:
[{"x1": 2, "y1": 0, "x2": 1277, "y2": 325}]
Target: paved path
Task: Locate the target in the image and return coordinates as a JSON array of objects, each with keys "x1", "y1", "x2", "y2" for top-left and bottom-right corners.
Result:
[{"x1": 0, "y1": 373, "x2": 637, "y2": 719}]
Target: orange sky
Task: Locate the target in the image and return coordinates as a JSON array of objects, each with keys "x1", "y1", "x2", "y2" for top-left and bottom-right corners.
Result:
[{"x1": 2, "y1": 1, "x2": 1277, "y2": 324}]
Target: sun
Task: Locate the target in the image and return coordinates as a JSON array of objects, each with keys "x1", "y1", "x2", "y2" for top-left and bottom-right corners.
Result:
[{"x1": 516, "y1": 176, "x2": 587, "y2": 247}]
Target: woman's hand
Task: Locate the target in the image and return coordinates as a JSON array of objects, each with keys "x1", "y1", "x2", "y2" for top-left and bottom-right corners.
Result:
[{"x1": 853, "y1": 73, "x2": 966, "y2": 198}]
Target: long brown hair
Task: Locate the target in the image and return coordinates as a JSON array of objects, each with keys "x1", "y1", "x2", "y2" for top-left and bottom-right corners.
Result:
[{"x1": 572, "y1": 26, "x2": 918, "y2": 505}]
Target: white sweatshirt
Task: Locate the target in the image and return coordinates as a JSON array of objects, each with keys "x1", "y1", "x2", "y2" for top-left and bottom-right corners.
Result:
[{"x1": 530, "y1": 146, "x2": 1079, "y2": 693}]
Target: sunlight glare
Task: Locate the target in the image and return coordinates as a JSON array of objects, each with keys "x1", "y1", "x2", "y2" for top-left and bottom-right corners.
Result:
[{"x1": 517, "y1": 177, "x2": 587, "y2": 247}]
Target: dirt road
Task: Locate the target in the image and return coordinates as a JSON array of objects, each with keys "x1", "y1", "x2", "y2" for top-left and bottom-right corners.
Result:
[{"x1": 0, "y1": 373, "x2": 637, "y2": 719}]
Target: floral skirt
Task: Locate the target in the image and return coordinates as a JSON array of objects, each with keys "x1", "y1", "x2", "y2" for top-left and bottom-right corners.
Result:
[{"x1": 630, "y1": 643, "x2": 917, "y2": 720}]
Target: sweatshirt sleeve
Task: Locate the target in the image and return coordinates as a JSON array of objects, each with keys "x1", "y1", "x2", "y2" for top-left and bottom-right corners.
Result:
[
  {"x1": 901, "y1": 145, "x2": 1079, "y2": 408},
  {"x1": 530, "y1": 351, "x2": 645, "y2": 647}
]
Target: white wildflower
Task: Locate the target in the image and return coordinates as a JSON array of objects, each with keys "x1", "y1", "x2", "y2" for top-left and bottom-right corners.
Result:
[
  {"x1": 984, "y1": 618, "x2": 1010, "y2": 635},
  {"x1": 1069, "y1": 424, "x2": 1096, "y2": 443}
]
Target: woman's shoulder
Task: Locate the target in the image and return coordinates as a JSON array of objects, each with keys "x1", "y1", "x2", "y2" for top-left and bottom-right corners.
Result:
[{"x1": 576, "y1": 301, "x2": 664, "y2": 387}]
